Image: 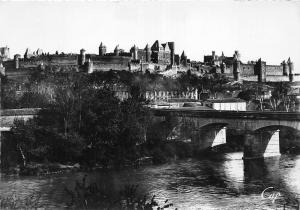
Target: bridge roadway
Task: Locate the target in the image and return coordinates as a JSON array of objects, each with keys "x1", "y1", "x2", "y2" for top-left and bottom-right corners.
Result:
[{"x1": 152, "y1": 108, "x2": 300, "y2": 121}]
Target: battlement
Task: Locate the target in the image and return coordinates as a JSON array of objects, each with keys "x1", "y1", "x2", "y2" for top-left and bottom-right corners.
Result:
[
  {"x1": 50, "y1": 54, "x2": 78, "y2": 65},
  {"x1": 88, "y1": 55, "x2": 131, "y2": 64},
  {"x1": 103, "y1": 52, "x2": 131, "y2": 57}
]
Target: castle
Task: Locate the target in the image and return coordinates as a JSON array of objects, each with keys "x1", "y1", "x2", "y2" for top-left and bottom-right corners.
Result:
[
  {"x1": 85, "y1": 40, "x2": 189, "y2": 73},
  {"x1": 0, "y1": 42, "x2": 297, "y2": 83},
  {"x1": 194, "y1": 50, "x2": 296, "y2": 82},
  {"x1": 0, "y1": 40, "x2": 190, "y2": 79}
]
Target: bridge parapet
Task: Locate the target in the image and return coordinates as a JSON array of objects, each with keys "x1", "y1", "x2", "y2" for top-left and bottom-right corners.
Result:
[
  {"x1": 152, "y1": 108, "x2": 300, "y2": 131},
  {"x1": 152, "y1": 108, "x2": 300, "y2": 121}
]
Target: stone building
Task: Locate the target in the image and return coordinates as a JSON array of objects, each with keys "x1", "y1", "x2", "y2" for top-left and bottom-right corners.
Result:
[
  {"x1": 203, "y1": 98, "x2": 247, "y2": 111},
  {"x1": 150, "y1": 40, "x2": 172, "y2": 65},
  {"x1": 128, "y1": 40, "x2": 182, "y2": 66}
]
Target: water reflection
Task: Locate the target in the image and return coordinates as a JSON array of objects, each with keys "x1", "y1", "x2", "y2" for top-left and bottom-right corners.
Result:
[
  {"x1": 222, "y1": 152, "x2": 244, "y2": 191},
  {"x1": 1, "y1": 154, "x2": 300, "y2": 209}
]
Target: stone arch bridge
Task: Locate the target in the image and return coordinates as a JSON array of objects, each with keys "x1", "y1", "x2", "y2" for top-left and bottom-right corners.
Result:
[{"x1": 152, "y1": 108, "x2": 300, "y2": 159}]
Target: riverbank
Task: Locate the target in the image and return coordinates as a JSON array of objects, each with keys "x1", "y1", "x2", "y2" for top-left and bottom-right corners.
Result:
[
  {"x1": 4, "y1": 140, "x2": 300, "y2": 177},
  {"x1": 1, "y1": 141, "x2": 195, "y2": 176},
  {"x1": 1, "y1": 162, "x2": 81, "y2": 176}
]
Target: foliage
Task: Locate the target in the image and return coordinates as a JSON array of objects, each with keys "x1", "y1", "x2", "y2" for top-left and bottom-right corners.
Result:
[
  {"x1": 18, "y1": 91, "x2": 49, "y2": 108},
  {"x1": 237, "y1": 89, "x2": 256, "y2": 102},
  {"x1": 10, "y1": 118, "x2": 85, "y2": 164},
  {"x1": 271, "y1": 82, "x2": 291, "y2": 100},
  {"x1": 270, "y1": 82, "x2": 294, "y2": 111},
  {"x1": 1, "y1": 79, "x2": 20, "y2": 109},
  {"x1": 8, "y1": 71, "x2": 153, "y2": 166}
]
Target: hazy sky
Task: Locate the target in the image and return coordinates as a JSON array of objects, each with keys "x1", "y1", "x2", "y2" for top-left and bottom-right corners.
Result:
[{"x1": 1, "y1": 0, "x2": 300, "y2": 72}]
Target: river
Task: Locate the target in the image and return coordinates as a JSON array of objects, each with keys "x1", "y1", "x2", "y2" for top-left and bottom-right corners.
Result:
[{"x1": 1, "y1": 152, "x2": 300, "y2": 209}]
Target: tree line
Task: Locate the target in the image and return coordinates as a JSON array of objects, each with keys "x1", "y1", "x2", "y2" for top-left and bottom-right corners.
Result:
[{"x1": 5, "y1": 71, "x2": 153, "y2": 167}]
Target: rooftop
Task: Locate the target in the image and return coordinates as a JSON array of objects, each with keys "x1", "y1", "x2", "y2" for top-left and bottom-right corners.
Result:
[{"x1": 206, "y1": 98, "x2": 245, "y2": 103}]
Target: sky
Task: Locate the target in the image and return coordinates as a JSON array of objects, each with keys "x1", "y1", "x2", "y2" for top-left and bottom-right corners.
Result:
[{"x1": 1, "y1": 0, "x2": 300, "y2": 72}]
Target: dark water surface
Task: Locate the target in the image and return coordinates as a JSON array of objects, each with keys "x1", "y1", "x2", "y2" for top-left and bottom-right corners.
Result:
[{"x1": 1, "y1": 153, "x2": 300, "y2": 209}]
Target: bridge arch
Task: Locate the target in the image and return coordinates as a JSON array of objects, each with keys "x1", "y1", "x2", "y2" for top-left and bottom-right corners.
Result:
[
  {"x1": 190, "y1": 123, "x2": 228, "y2": 150},
  {"x1": 244, "y1": 125, "x2": 299, "y2": 159},
  {"x1": 250, "y1": 121, "x2": 300, "y2": 132},
  {"x1": 254, "y1": 125, "x2": 298, "y2": 133}
]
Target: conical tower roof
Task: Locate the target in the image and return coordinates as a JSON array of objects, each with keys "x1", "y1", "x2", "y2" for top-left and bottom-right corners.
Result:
[
  {"x1": 151, "y1": 40, "x2": 160, "y2": 51},
  {"x1": 181, "y1": 51, "x2": 186, "y2": 58},
  {"x1": 144, "y1": 44, "x2": 150, "y2": 51},
  {"x1": 114, "y1": 44, "x2": 119, "y2": 51}
]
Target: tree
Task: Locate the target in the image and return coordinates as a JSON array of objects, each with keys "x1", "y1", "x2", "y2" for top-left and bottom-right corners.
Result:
[
  {"x1": 1, "y1": 78, "x2": 20, "y2": 109},
  {"x1": 271, "y1": 82, "x2": 293, "y2": 111},
  {"x1": 79, "y1": 88, "x2": 121, "y2": 164},
  {"x1": 117, "y1": 98, "x2": 152, "y2": 162},
  {"x1": 18, "y1": 92, "x2": 49, "y2": 108},
  {"x1": 238, "y1": 89, "x2": 256, "y2": 102},
  {"x1": 8, "y1": 72, "x2": 90, "y2": 164}
]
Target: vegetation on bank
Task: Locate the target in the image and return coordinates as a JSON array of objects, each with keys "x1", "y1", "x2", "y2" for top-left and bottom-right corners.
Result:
[
  {"x1": 2, "y1": 70, "x2": 197, "y2": 171},
  {"x1": 7, "y1": 91, "x2": 151, "y2": 169},
  {"x1": 1, "y1": 69, "x2": 298, "y2": 171}
]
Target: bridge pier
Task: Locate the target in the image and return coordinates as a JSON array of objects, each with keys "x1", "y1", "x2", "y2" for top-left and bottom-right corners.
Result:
[{"x1": 243, "y1": 130, "x2": 281, "y2": 159}]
